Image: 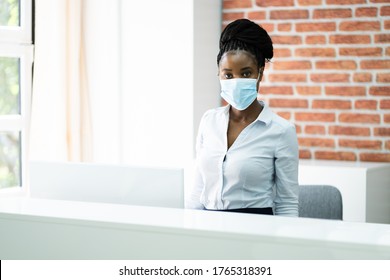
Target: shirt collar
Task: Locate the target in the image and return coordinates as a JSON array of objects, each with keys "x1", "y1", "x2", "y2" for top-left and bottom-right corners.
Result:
[
  {"x1": 256, "y1": 100, "x2": 273, "y2": 126},
  {"x1": 223, "y1": 100, "x2": 273, "y2": 126}
]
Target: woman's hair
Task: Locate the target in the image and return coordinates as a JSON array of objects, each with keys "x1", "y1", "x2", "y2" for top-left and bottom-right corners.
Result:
[{"x1": 217, "y1": 19, "x2": 273, "y2": 68}]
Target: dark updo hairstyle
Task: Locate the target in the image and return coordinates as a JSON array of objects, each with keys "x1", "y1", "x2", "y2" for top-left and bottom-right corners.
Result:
[{"x1": 217, "y1": 19, "x2": 273, "y2": 68}]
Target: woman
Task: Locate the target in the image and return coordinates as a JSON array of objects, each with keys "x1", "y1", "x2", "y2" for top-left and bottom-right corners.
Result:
[{"x1": 186, "y1": 19, "x2": 299, "y2": 217}]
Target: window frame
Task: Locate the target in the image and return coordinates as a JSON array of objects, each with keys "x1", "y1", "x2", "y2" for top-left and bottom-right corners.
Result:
[
  {"x1": 0, "y1": 0, "x2": 33, "y2": 194},
  {"x1": 0, "y1": 0, "x2": 32, "y2": 43}
]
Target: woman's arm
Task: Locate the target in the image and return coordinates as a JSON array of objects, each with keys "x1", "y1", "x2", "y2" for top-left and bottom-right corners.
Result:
[
  {"x1": 274, "y1": 124, "x2": 299, "y2": 217},
  {"x1": 184, "y1": 112, "x2": 208, "y2": 210},
  {"x1": 185, "y1": 164, "x2": 205, "y2": 209}
]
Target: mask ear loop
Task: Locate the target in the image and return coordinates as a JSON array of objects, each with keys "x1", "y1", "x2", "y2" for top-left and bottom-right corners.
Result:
[
  {"x1": 256, "y1": 67, "x2": 264, "y2": 97},
  {"x1": 257, "y1": 67, "x2": 265, "y2": 82}
]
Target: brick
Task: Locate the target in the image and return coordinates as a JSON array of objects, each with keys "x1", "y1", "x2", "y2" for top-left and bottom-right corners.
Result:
[
  {"x1": 329, "y1": 126, "x2": 370, "y2": 136},
  {"x1": 380, "y1": 99, "x2": 390, "y2": 109},
  {"x1": 356, "y1": 7, "x2": 377, "y2": 17},
  {"x1": 260, "y1": 86, "x2": 293, "y2": 95},
  {"x1": 296, "y1": 86, "x2": 322, "y2": 95},
  {"x1": 386, "y1": 140, "x2": 390, "y2": 150},
  {"x1": 269, "y1": 98, "x2": 309, "y2": 108},
  {"x1": 326, "y1": 86, "x2": 366, "y2": 96},
  {"x1": 380, "y1": 6, "x2": 390, "y2": 16},
  {"x1": 311, "y1": 73, "x2": 349, "y2": 83},
  {"x1": 272, "y1": 36, "x2": 302, "y2": 45},
  {"x1": 386, "y1": 46, "x2": 390, "y2": 54},
  {"x1": 273, "y1": 61, "x2": 312, "y2": 70},
  {"x1": 312, "y1": 100, "x2": 351, "y2": 109},
  {"x1": 375, "y1": 34, "x2": 390, "y2": 44},
  {"x1": 369, "y1": 86, "x2": 390, "y2": 96},
  {"x1": 298, "y1": 137, "x2": 335, "y2": 148},
  {"x1": 299, "y1": 149, "x2": 312, "y2": 159},
  {"x1": 370, "y1": 0, "x2": 390, "y2": 3},
  {"x1": 374, "y1": 127, "x2": 390, "y2": 136},
  {"x1": 355, "y1": 100, "x2": 377, "y2": 110},
  {"x1": 353, "y1": 73, "x2": 372, "y2": 83},
  {"x1": 271, "y1": 10, "x2": 309, "y2": 19},
  {"x1": 385, "y1": 114, "x2": 390, "y2": 123},
  {"x1": 295, "y1": 124, "x2": 302, "y2": 134},
  {"x1": 315, "y1": 151, "x2": 357, "y2": 161},
  {"x1": 298, "y1": 0, "x2": 322, "y2": 4},
  {"x1": 296, "y1": 22, "x2": 336, "y2": 32},
  {"x1": 313, "y1": 9, "x2": 352, "y2": 19},
  {"x1": 361, "y1": 60, "x2": 390, "y2": 70},
  {"x1": 377, "y1": 73, "x2": 390, "y2": 83},
  {"x1": 305, "y1": 125, "x2": 326, "y2": 134},
  {"x1": 223, "y1": 12, "x2": 245, "y2": 21},
  {"x1": 326, "y1": 0, "x2": 365, "y2": 4},
  {"x1": 274, "y1": 48, "x2": 291, "y2": 57},
  {"x1": 295, "y1": 48, "x2": 335, "y2": 57},
  {"x1": 306, "y1": 35, "x2": 326, "y2": 44},
  {"x1": 340, "y1": 21, "x2": 380, "y2": 31},
  {"x1": 385, "y1": 20, "x2": 390, "y2": 30},
  {"x1": 223, "y1": 0, "x2": 252, "y2": 9},
  {"x1": 256, "y1": 0, "x2": 294, "y2": 6},
  {"x1": 247, "y1": 11, "x2": 266, "y2": 20},
  {"x1": 268, "y1": 73, "x2": 307, "y2": 82},
  {"x1": 276, "y1": 111, "x2": 291, "y2": 120},
  {"x1": 360, "y1": 153, "x2": 390, "y2": 162},
  {"x1": 261, "y1": 23, "x2": 275, "y2": 33},
  {"x1": 339, "y1": 113, "x2": 380, "y2": 123},
  {"x1": 295, "y1": 112, "x2": 335, "y2": 122},
  {"x1": 278, "y1": 23, "x2": 292, "y2": 31},
  {"x1": 315, "y1": 60, "x2": 357, "y2": 70},
  {"x1": 339, "y1": 47, "x2": 382, "y2": 56},
  {"x1": 330, "y1": 35, "x2": 370, "y2": 44},
  {"x1": 339, "y1": 139, "x2": 382, "y2": 149}
]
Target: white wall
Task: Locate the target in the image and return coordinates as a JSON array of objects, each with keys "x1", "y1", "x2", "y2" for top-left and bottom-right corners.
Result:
[
  {"x1": 193, "y1": 0, "x2": 222, "y2": 157},
  {"x1": 120, "y1": 0, "x2": 193, "y2": 167},
  {"x1": 86, "y1": 0, "x2": 221, "y2": 167}
]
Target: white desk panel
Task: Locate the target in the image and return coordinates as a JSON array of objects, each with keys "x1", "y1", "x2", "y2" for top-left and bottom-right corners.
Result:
[{"x1": 299, "y1": 160, "x2": 390, "y2": 223}]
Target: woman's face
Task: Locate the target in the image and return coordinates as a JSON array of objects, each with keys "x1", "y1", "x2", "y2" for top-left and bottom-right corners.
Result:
[{"x1": 218, "y1": 50, "x2": 263, "y2": 89}]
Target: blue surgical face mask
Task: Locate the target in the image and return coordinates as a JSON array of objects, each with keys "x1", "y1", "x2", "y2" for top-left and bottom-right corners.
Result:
[{"x1": 220, "y1": 78, "x2": 258, "y2": 111}]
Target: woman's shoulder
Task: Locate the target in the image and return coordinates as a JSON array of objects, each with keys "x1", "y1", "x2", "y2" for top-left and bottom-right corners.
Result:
[
  {"x1": 260, "y1": 102, "x2": 295, "y2": 131},
  {"x1": 201, "y1": 105, "x2": 228, "y2": 120},
  {"x1": 271, "y1": 112, "x2": 295, "y2": 129}
]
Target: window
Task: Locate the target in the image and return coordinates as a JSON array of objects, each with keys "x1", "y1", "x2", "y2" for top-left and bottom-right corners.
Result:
[{"x1": 0, "y1": 0, "x2": 33, "y2": 190}]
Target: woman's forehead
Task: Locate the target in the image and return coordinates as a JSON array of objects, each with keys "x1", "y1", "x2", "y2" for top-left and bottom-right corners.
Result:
[{"x1": 219, "y1": 50, "x2": 257, "y2": 68}]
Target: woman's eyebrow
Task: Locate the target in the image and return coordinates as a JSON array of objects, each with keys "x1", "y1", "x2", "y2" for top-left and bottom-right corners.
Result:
[
  {"x1": 222, "y1": 68, "x2": 232, "y2": 71},
  {"x1": 240, "y1": 66, "x2": 253, "y2": 71}
]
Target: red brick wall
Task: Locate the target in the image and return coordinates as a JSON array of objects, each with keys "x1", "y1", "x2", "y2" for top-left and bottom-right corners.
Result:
[{"x1": 222, "y1": 0, "x2": 390, "y2": 162}]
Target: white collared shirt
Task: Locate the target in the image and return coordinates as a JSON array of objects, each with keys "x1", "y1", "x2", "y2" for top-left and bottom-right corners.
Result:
[{"x1": 186, "y1": 101, "x2": 299, "y2": 217}]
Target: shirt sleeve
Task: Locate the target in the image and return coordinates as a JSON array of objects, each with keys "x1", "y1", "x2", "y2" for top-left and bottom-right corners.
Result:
[
  {"x1": 185, "y1": 113, "x2": 207, "y2": 210},
  {"x1": 274, "y1": 124, "x2": 299, "y2": 217}
]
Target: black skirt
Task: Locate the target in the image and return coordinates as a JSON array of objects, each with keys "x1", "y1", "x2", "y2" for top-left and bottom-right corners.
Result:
[{"x1": 207, "y1": 207, "x2": 273, "y2": 215}]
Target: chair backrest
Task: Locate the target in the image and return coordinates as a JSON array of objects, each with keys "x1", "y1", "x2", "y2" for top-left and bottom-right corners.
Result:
[{"x1": 298, "y1": 185, "x2": 343, "y2": 220}]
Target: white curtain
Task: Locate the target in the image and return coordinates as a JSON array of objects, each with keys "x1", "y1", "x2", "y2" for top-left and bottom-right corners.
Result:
[{"x1": 30, "y1": 0, "x2": 93, "y2": 161}]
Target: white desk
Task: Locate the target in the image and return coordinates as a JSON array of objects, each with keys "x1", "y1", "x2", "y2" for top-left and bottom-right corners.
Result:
[
  {"x1": 299, "y1": 160, "x2": 390, "y2": 224},
  {"x1": 1, "y1": 197, "x2": 390, "y2": 259}
]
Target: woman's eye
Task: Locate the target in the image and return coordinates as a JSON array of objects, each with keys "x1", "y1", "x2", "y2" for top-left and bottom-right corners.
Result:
[
  {"x1": 224, "y1": 73, "x2": 233, "y2": 79},
  {"x1": 242, "y1": 72, "x2": 252, "y2": 78}
]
